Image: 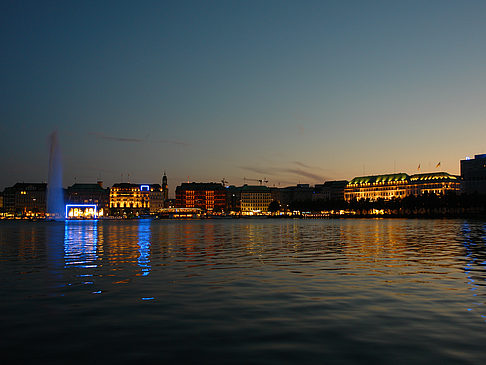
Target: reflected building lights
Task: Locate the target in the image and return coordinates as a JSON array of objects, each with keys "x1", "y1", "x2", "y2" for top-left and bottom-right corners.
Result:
[
  {"x1": 461, "y1": 222, "x2": 486, "y2": 321},
  {"x1": 137, "y1": 219, "x2": 151, "y2": 276},
  {"x1": 64, "y1": 220, "x2": 99, "y2": 268}
]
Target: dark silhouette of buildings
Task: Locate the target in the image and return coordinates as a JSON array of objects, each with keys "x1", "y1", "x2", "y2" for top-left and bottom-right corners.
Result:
[
  {"x1": 314, "y1": 180, "x2": 348, "y2": 201},
  {"x1": 162, "y1": 171, "x2": 169, "y2": 207},
  {"x1": 461, "y1": 154, "x2": 486, "y2": 195},
  {"x1": 3, "y1": 183, "x2": 47, "y2": 217}
]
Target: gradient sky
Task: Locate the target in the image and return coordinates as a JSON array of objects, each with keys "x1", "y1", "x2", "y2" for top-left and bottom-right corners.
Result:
[{"x1": 2, "y1": 0, "x2": 486, "y2": 195}]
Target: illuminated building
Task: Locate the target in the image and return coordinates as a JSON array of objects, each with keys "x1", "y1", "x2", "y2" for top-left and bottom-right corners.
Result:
[
  {"x1": 2, "y1": 183, "x2": 47, "y2": 217},
  {"x1": 461, "y1": 154, "x2": 486, "y2": 195},
  {"x1": 110, "y1": 183, "x2": 161, "y2": 216},
  {"x1": 65, "y1": 204, "x2": 98, "y2": 219},
  {"x1": 66, "y1": 181, "x2": 109, "y2": 216},
  {"x1": 408, "y1": 172, "x2": 460, "y2": 196},
  {"x1": 345, "y1": 174, "x2": 409, "y2": 201},
  {"x1": 147, "y1": 184, "x2": 164, "y2": 213},
  {"x1": 240, "y1": 185, "x2": 272, "y2": 214},
  {"x1": 345, "y1": 172, "x2": 460, "y2": 201},
  {"x1": 175, "y1": 182, "x2": 226, "y2": 212}
]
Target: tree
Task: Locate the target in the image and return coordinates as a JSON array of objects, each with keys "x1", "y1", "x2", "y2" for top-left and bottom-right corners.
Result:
[{"x1": 268, "y1": 200, "x2": 281, "y2": 213}]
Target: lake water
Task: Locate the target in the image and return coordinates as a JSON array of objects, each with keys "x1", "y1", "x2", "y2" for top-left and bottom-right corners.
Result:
[{"x1": 1, "y1": 219, "x2": 486, "y2": 364}]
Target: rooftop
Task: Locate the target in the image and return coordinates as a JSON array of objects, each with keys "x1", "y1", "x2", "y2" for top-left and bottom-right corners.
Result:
[
  {"x1": 348, "y1": 173, "x2": 408, "y2": 186},
  {"x1": 409, "y1": 172, "x2": 458, "y2": 181}
]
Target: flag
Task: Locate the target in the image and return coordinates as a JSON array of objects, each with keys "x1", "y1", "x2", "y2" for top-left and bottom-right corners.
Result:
[
  {"x1": 436, "y1": 162, "x2": 441, "y2": 168},
  {"x1": 417, "y1": 164, "x2": 421, "y2": 171}
]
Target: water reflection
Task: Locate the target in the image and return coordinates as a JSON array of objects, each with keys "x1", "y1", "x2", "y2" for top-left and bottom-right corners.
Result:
[
  {"x1": 137, "y1": 219, "x2": 151, "y2": 276},
  {"x1": 461, "y1": 221, "x2": 486, "y2": 321},
  {"x1": 64, "y1": 220, "x2": 98, "y2": 268}
]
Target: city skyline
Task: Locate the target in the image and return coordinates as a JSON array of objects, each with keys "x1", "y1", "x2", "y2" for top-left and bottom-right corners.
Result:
[{"x1": 2, "y1": 1, "x2": 486, "y2": 193}]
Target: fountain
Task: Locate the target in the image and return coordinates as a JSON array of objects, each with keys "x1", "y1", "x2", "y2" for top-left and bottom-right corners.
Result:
[{"x1": 47, "y1": 131, "x2": 64, "y2": 220}]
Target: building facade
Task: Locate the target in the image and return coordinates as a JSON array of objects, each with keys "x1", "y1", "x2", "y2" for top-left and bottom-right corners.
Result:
[
  {"x1": 2, "y1": 183, "x2": 47, "y2": 217},
  {"x1": 148, "y1": 184, "x2": 164, "y2": 213},
  {"x1": 110, "y1": 183, "x2": 154, "y2": 216},
  {"x1": 345, "y1": 173, "x2": 409, "y2": 201},
  {"x1": 344, "y1": 172, "x2": 460, "y2": 202},
  {"x1": 66, "y1": 181, "x2": 110, "y2": 216},
  {"x1": 461, "y1": 154, "x2": 486, "y2": 195},
  {"x1": 314, "y1": 180, "x2": 348, "y2": 201},
  {"x1": 408, "y1": 173, "x2": 460, "y2": 196},
  {"x1": 175, "y1": 182, "x2": 226, "y2": 212},
  {"x1": 240, "y1": 185, "x2": 272, "y2": 214}
]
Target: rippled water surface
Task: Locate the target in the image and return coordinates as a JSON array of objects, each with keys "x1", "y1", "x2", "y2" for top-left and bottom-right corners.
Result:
[{"x1": 1, "y1": 219, "x2": 486, "y2": 364}]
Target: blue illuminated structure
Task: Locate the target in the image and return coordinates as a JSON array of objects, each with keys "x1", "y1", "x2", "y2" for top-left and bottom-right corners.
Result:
[
  {"x1": 65, "y1": 204, "x2": 98, "y2": 219},
  {"x1": 140, "y1": 185, "x2": 150, "y2": 191}
]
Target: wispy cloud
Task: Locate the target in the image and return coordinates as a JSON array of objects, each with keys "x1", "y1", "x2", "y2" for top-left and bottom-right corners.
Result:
[
  {"x1": 239, "y1": 164, "x2": 327, "y2": 183},
  {"x1": 293, "y1": 161, "x2": 312, "y2": 169},
  {"x1": 239, "y1": 165, "x2": 275, "y2": 176},
  {"x1": 151, "y1": 138, "x2": 190, "y2": 146},
  {"x1": 283, "y1": 168, "x2": 324, "y2": 181},
  {"x1": 89, "y1": 132, "x2": 189, "y2": 146},
  {"x1": 89, "y1": 132, "x2": 144, "y2": 142}
]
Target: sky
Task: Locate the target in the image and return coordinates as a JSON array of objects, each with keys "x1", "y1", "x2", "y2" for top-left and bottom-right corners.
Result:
[{"x1": 1, "y1": 0, "x2": 486, "y2": 196}]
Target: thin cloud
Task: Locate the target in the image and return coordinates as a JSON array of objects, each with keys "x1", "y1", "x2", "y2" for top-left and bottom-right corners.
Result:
[
  {"x1": 239, "y1": 164, "x2": 326, "y2": 182},
  {"x1": 283, "y1": 168, "x2": 325, "y2": 182},
  {"x1": 239, "y1": 165, "x2": 276, "y2": 176},
  {"x1": 89, "y1": 132, "x2": 189, "y2": 146},
  {"x1": 151, "y1": 138, "x2": 190, "y2": 147},
  {"x1": 89, "y1": 132, "x2": 145, "y2": 143},
  {"x1": 293, "y1": 161, "x2": 312, "y2": 169},
  {"x1": 293, "y1": 161, "x2": 328, "y2": 172}
]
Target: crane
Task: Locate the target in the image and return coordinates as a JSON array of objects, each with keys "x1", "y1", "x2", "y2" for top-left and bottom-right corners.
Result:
[{"x1": 243, "y1": 177, "x2": 269, "y2": 186}]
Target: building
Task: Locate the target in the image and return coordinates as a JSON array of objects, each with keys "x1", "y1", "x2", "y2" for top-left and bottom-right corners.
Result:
[
  {"x1": 148, "y1": 184, "x2": 164, "y2": 213},
  {"x1": 408, "y1": 172, "x2": 460, "y2": 196},
  {"x1": 275, "y1": 184, "x2": 314, "y2": 209},
  {"x1": 162, "y1": 172, "x2": 169, "y2": 207},
  {"x1": 175, "y1": 182, "x2": 226, "y2": 212},
  {"x1": 314, "y1": 180, "x2": 348, "y2": 201},
  {"x1": 2, "y1": 183, "x2": 47, "y2": 217},
  {"x1": 226, "y1": 185, "x2": 242, "y2": 213},
  {"x1": 66, "y1": 181, "x2": 110, "y2": 216},
  {"x1": 240, "y1": 185, "x2": 272, "y2": 214},
  {"x1": 345, "y1": 173, "x2": 409, "y2": 201},
  {"x1": 461, "y1": 154, "x2": 486, "y2": 195},
  {"x1": 344, "y1": 172, "x2": 460, "y2": 201},
  {"x1": 110, "y1": 183, "x2": 161, "y2": 216}
]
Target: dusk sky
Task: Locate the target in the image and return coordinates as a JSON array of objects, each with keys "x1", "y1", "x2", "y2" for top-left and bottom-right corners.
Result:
[{"x1": 2, "y1": 0, "x2": 486, "y2": 195}]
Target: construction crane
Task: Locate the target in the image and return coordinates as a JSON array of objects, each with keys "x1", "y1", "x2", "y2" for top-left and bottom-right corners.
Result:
[{"x1": 243, "y1": 177, "x2": 269, "y2": 186}]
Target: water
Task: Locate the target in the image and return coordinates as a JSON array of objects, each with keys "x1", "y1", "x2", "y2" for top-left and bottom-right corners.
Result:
[{"x1": 1, "y1": 219, "x2": 486, "y2": 364}]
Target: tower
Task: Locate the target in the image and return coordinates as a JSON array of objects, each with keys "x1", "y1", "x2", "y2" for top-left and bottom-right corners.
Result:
[{"x1": 162, "y1": 171, "x2": 169, "y2": 207}]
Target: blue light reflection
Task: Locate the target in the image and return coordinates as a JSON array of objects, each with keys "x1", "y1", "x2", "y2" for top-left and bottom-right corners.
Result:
[
  {"x1": 64, "y1": 220, "x2": 99, "y2": 268},
  {"x1": 461, "y1": 222, "x2": 486, "y2": 321},
  {"x1": 138, "y1": 219, "x2": 152, "y2": 276}
]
